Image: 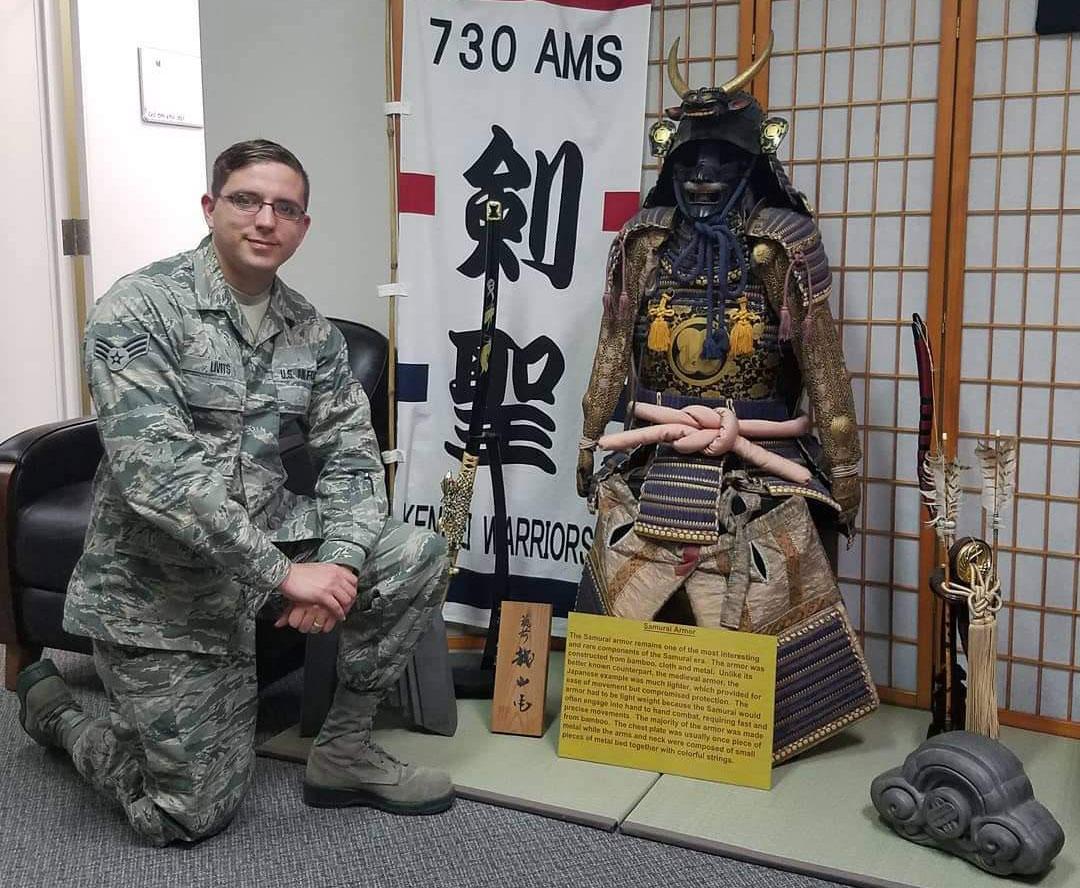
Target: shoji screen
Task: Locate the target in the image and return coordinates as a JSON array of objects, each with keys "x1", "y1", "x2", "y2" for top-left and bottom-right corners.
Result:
[
  {"x1": 953, "y1": 0, "x2": 1079, "y2": 730},
  {"x1": 762, "y1": 0, "x2": 942, "y2": 702},
  {"x1": 644, "y1": 0, "x2": 1079, "y2": 730}
]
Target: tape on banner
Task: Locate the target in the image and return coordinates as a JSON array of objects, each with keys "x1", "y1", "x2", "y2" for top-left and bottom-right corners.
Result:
[
  {"x1": 384, "y1": 101, "x2": 411, "y2": 116},
  {"x1": 381, "y1": 449, "x2": 405, "y2": 465},
  {"x1": 377, "y1": 284, "x2": 408, "y2": 298}
]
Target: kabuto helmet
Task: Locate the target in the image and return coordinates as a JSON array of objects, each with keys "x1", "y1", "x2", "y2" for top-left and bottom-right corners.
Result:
[{"x1": 645, "y1": 33, "x2": 810, "y2": 215}]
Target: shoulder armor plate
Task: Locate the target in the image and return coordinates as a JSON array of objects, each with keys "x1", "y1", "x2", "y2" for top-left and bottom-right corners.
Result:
[{"x1": 747, "y1": 206, "x2": 832, "y2": 305}]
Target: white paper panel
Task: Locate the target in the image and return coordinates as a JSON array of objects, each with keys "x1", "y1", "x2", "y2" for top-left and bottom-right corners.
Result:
[
  {"x1": 761, "y1": 0, "x2": 942, "y2": 694},
  {"x1": 960, "y1": 19, "x2": 1080, "y2": 723}
]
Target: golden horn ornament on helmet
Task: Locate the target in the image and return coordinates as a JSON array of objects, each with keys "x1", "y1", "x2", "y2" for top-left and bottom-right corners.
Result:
[
  {"x1": 666, "y1": 37, "x2": 691, "y2": 99},
  {"x1": 719, "y1": 31, "x2": 774, "y2": 95},
  {"x1": 667, "y1": 32, "x2": 775, "y2": 100}
]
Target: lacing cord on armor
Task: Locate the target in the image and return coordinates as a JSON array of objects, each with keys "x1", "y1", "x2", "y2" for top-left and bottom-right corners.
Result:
[
  {"x1": 779, "y1": 247, "x2": 806, "y2": 342},
  {"x1": 671, "y1": 168, "x2": 753, "y2": 362},
  {"x1": 602, "y1": 234, "x2": 631, "y2": 318}
]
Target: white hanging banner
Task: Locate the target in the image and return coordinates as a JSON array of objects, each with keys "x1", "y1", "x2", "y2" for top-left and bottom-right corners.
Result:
[{"x1": 396, "y1": 0, "x2": 651, "y2": 632}]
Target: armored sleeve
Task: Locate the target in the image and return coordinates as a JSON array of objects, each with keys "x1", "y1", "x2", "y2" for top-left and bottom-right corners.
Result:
[
  {"x1": 580, "y1": 297, "x2": 635, "y2": 445},
  {"x1": 580, "y1": 231, "x2": 663, "y2": 442},
  {"x1": 302, "y1": 323, "x2": 389, "y2": 574},
  {"x1": 749, "y1": 211, "x2": 862, "y2": 522},
  {"x1": 85, "y1": 282, "x2": 292, "y2": 590}
]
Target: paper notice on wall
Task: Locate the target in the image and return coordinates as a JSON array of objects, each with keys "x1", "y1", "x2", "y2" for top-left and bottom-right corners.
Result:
[{"x1": 138, "y1": 47, "x2": 203, "y2": 128}]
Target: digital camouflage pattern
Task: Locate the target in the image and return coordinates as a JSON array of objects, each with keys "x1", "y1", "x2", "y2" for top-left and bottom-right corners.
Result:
[
  {"x1": 59, "y1": 235, "x2": 450, "y2": 843},
  {"x1": 71, "y1": 642, "x2": 259, "y2": 846},
  {"x1": 336, "y1": 523, "x2": 449, "y2": 693},
  {"x1": 71, "y1": 520, "x2": 448, "y2": 846},
  {"x1": 65, "y1": 236, "x2": 389, "y2": 654}
]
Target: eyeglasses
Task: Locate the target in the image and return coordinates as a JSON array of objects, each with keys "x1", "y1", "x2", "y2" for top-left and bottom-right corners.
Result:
[{"x1": 220, "y1": 191, "x2": 306, "y2": 222}]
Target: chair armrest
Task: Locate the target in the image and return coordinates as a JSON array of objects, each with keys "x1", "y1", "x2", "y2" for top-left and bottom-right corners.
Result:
[
  {"x1": 0, "y1": 418, "x2": 101, "y2": 646},
  {"x1": 1, "y1": 462, "x2": 17, "y2": 644},
  {"x1": 0, "y1": 418, "x2": 102, "y2": 510}
]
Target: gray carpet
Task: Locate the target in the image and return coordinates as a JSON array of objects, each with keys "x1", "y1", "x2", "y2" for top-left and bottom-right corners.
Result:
[{"x1": 0, "y1": 648, "x2": 844, "y2": 888}]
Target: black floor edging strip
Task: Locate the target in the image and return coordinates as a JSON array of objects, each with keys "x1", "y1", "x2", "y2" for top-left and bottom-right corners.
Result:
[
  {"x1": 618, "y1": 821, "x2": 916, "y2": 888},
  {"x1": 456, "y1": 785, "x2": 619, "y2": 832}
]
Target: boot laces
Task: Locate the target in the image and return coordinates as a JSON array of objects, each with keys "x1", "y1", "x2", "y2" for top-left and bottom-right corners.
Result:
[{"x1": 363, "y1": 738, "x2": 405, "y2": 769}]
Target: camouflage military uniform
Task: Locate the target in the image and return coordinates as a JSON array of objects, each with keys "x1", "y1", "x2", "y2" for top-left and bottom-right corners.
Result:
[{"x1": 63, "y1": 237, "x2": 448, "y2": 844}]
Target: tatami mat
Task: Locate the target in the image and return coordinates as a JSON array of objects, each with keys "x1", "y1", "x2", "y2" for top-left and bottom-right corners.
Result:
[
  {"x1": 620, "y1": 704, "x2": 1079, "y2": 888},
  {"x1": 360, "y1": 653, "x2": 659, "y2": 829},
  {"x1": 260, "y1": 648, "x2": 1077, "y2": 884}
]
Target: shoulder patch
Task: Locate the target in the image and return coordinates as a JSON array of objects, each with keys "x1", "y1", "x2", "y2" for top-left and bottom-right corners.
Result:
[{"x1": 93, "y1": 333, "x2": 151, "y2": 372}]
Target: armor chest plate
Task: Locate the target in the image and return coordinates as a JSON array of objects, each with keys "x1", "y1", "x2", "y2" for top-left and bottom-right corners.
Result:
[{"x1": 634, "y1": 261, "x2": 784, "y2": 401}]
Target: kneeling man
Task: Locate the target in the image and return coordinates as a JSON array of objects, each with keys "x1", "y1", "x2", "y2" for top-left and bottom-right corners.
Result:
[{"x1": 18, "y1": 139, "x2": 453, "y2": 845}]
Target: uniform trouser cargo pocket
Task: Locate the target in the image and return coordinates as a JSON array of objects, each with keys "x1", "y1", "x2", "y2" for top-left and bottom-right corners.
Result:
[{"x1": 70, "y1": 643, "x2": 258, "y2": 845}]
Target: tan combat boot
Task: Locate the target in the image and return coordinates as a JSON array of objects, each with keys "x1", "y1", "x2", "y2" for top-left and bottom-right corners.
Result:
[
  {"x1": 303, "y1": 684, "x2": 454, "y2": 815},
  {"x1": 17, "y1": 660, "x2": 91, "y2": 752}
]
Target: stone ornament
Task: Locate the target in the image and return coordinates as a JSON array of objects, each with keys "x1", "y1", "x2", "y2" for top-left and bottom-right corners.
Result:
[{"x1": 871, "y1": 732, "x2": 1065, "y2": 877}]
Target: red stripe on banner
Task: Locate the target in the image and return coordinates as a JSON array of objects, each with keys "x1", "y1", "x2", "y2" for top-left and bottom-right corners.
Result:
[
  {"x1": 602, "y1": 191, "x2": 640, "y2": 231},
  {"x1": 498, "y1": 0, "x2": 650, "y2": 9},
  {"x1": 398, "y1": 173, "x2": 436, "y2": 215}
]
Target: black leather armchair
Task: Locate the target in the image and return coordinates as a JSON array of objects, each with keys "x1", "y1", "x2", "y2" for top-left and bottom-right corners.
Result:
[{"x1": 0, "y1": 318, "x2": 390, "y2": 691}]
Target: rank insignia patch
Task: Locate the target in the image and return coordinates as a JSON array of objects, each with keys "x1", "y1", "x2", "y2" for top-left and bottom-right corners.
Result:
[{"x1": 94, "y1": 333, "x2": 150, "y2": 372}]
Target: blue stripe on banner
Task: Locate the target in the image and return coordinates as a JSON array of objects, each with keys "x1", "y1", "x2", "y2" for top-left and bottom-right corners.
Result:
[
  {"x1": 396, "y1": 363, "x2": 429, "y2": 402},
  {"x1": 449, "y1": 569, "x2": 579, "y2": 620}
]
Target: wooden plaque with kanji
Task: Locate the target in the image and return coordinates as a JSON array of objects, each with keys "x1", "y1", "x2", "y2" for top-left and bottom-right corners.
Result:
[{"x1": 490, "y1": 601, "x2": 552, "y2": 737}]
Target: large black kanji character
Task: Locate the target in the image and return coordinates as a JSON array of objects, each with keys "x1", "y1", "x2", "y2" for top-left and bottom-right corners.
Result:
[
  {"x1": 446, "y1": 328, "x2": 566, "y2": 474},
  {"x1": 524, "y1": 140, "x2": 583, "y2": 290},
  {"x1": 457, "y1": 124, "x2": 530, "y2": 281}
]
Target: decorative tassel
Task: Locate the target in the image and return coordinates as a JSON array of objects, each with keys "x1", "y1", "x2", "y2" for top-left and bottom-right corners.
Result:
[
  {"x1": 729, "y1": 295, "x2": 755, "y2": 357},
  {"x1": 965, "y1": 593, "x2": 1000, "y2": 739},
  {"x1": 647, "y1": 315, "x2": 671, "y2": 351},
  {"x1": 964, "y1": 432, "x2": 1013, "y2": 740},
  {"x1": 802, "y1": 302, "x2": 815, "y2": 345},
  {"x1": 778, "y1": 302, "x2": 793, "y2": 342},
  {"x1": 647, "y1": 293, "x2": 674, "y2": 352},
  {"x1": 703, "y1": 324, "x2": 729, "y2": 361},
  {"x1": 730, "y1": 320, "x2": 754, "y2": 356}
]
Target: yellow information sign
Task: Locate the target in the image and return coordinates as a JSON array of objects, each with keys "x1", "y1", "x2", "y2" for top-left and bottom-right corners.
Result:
[{"x1": 558, "y1": 612, "x2": 777, "y2": 789}]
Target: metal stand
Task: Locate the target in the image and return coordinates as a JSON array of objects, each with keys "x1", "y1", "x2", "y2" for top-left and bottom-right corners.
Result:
[{"x1": 927, "y1": 568, "x2": 968, "y2": 737}]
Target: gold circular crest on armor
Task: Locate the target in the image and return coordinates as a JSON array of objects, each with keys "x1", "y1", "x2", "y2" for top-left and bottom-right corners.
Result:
[
  {"x1": 668, "y1": 317, "x2": 732, "y2": 386},
  {"x1": 953, "y1": 538, "x2": 993, "y2": 586},
  {"x1": 830, "y1": 415, "x2": 854, "y2": 437}
]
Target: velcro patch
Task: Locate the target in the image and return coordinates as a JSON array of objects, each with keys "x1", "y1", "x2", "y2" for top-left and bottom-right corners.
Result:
[{"x1": 93, "y1": 333, "x2": 150, "y2": 372}]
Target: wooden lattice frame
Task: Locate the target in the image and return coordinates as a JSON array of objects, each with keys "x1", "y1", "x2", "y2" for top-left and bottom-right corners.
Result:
[
  {"x1": 650, "y1": 0, "x2": 1079, "y2": 736},
  {"x1": 943, "y1": 0, "x2": 1080, "y2": 738}
]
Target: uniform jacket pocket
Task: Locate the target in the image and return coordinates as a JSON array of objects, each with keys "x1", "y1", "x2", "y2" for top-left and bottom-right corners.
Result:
[{"x1": 272, "y1": 344, "x2": 316, "y2": 416}]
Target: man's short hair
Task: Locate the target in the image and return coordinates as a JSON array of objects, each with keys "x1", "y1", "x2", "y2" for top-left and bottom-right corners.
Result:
[{"x1": 210, "y1": 139, "x2": 310, "y2": 208}]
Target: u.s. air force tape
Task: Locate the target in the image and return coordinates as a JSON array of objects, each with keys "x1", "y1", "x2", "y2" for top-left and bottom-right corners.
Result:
[
  {"x1": 93, "y1": 333, "x2": 150, "y2": 372},
  {"x1": 384, "y1": 101, "x2": 411, "y2": 116},
  {"x1": 377, "y1": 283, "x2": 408, "y2": 298}
]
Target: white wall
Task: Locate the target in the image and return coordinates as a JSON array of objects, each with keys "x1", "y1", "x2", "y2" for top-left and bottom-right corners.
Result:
[
  {"x1": 75, "y1": 0, "x2": 207, "y2": 299},
  {"x1": 0, "y1": 0, "x2": 77, "y2": 437},
  {"x1": 198, "y1": 0, "x2": 390, "y2": 332}
]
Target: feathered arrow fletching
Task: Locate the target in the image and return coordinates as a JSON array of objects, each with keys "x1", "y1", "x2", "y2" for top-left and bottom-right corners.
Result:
[
  {"x1": 975, "y1": 437, "x2": 1017, "y2": 528},
  {"x1": 919, "y1": 451, "x2": 945, "y2": 528},
  {"x1": 920, "y1": 450, "x2": 966, "y2": 542}
]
